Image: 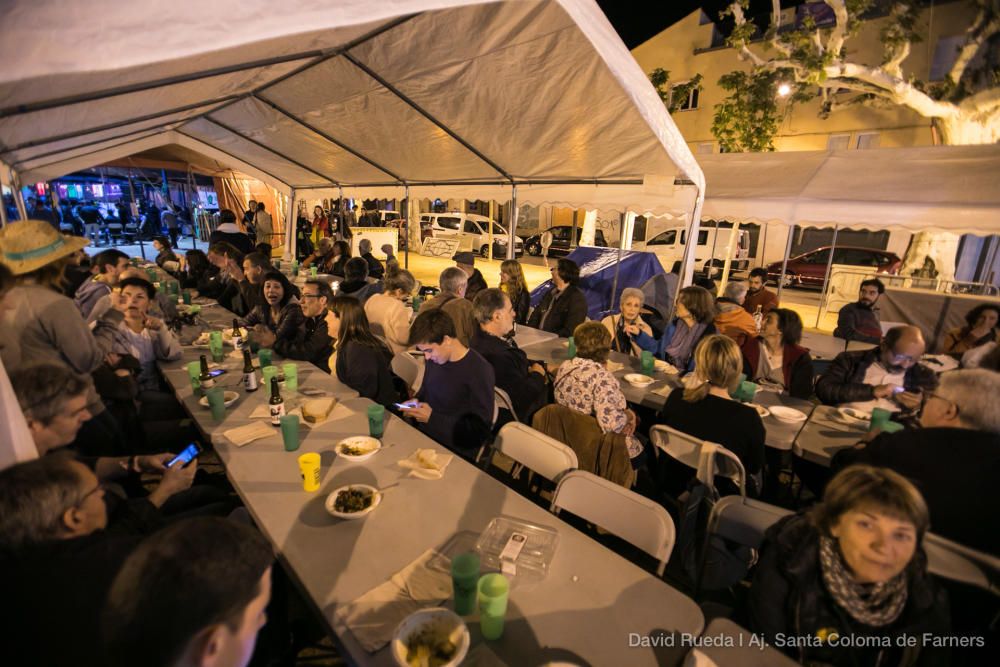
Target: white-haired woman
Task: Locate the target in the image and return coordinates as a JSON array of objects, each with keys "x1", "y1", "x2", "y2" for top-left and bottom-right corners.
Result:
[{"x1": 601, "y1": 287, "x2": 652, "y2": 357}]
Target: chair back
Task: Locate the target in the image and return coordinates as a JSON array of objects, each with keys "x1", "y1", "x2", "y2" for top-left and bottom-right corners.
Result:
[
  {"x1": 924, "y1": 532, "x2": 1000, "y2": 596},
  {"x1": 706, "y1": 495, "x2": 792, "y2": 550},
  {"x1": 650, "y1": 425, "x2": 747, "y2": 496},
  {"x1": 494, "y1": 387, "x2": 519, "y2": 423},
  {"x1": 494, "y1": 422, "x2": 577, "y2": 482},
  {"x1": 551, "y1": 470, "x2": 675, "y2": 576},
  {"x1": 391, "y1": 351, "x2": 422, "y2": 391}
]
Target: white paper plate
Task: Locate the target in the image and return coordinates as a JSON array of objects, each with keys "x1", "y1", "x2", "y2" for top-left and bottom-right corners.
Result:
[
  {"x1": 770, "y1": 406, "x2": 807, "y2": 423},
  {"x1": 324, "y1": 484, "x2": 382, "y2": 519},
  {"x1": 335, "y1": 436, "x2": 382, "y2": 462},
  {"x1": 391, "y1": 608, "x2": 469, "y2": 667},
  {"x1": 198, "y1": 391, "x2": 239, "y2": 408},
  {"x1": 623, "y1": 373, "x2": 654, "y2": 386},
  {"x1": 838, "y1": 407, "x2": 871, "y2": 422},
  {"x1": 748, "y1": 403, "x2": 771, "y2": 418}
]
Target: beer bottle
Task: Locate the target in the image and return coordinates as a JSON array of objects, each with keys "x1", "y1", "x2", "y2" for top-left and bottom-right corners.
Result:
[
  {"x1": 198, "y1": 354, "x2": 214, "y2": 392},
  {"x1": 242, "y1": 348, "x2": 258, "y2": 392},
  {"x1": 269, "y1": 377, "x2": 285, "y2": 425},
  {"x1": 232, "y1": 318, "x2": 244, "y2": 351}
]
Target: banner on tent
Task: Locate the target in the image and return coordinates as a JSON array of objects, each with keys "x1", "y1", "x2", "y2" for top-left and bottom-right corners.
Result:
[{"x1": 420, "y1": 237, "x2": 462, "y2": 258}]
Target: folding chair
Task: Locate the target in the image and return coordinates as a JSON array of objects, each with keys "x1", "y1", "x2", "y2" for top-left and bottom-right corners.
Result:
[
  {"x1": 494, "y1": 387, "x2": 519, "y2": 423},
  {"x1": 551, "y1": 470, "x2": 675, "y2": 576},
  {"x1": 649, "y1": 424, "x2": 747, "y2": 497},
  {"x1": 391, "y1": 351, "x2": 423, "y2": 393},
  {"x1": 924, "y1": 532, "x2": 1000, "y2": 597},
  {"x1": 491, "y1": 422, "x2": 577, "y2": 485}
]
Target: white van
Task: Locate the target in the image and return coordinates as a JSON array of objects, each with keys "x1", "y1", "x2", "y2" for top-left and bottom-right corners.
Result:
[
  {"x1": 633, "y1": 223, "x2": 750, "y2": 276},
  {"x1": 419, "y1": 212, "x2": 523, "y2": 258}
]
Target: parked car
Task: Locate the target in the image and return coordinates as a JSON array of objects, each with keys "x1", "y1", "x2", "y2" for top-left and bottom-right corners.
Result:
[
  {"x1": 523, "y1": 225, "x2": 607, "y2": 256},
  {"x1": 766, "y1": 245, "x2": 901, "y2": 288},
  {"x1": 419, "y1": 212, "x2": 522, "y2": 258},
  {"x1": 633, "y1": 224, "x2": 750, "y2": 276}
]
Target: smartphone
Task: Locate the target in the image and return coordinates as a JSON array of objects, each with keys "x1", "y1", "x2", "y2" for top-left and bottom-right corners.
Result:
[
  {"x1": 395, "y1": 401, "x2": 419, "y2": 410},
  {"x1": 891, "y1": 385, "x2": 906, "y2": 394},
  {"x1": 166, "y1": 443, "x2": 203, "y2": 468},
  {"x1": 208, "y1": 369, "x2": 227, "y2": 378}
]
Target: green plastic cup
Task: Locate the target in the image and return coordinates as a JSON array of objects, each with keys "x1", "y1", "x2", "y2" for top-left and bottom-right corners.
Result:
[
  {"x1": 206, "y1": 387, "x2": 226, "y2": 422},
  {"x1": 181, "y1": 290, "x2": 192, "y2": 305},
  {"x1": 869, "y1": 407, "x2": 892, "y2": 432},
  {"x1": 567, "y1": 336, "x2": 576, "y2": 359},
  {"x1": 730, "y1": 373, "x2": 747, "y2": 399},
  {"x1": 209, "y1": 331, "x2": 224, "y2": 362},
  {"x1": 187, "y1": 361, "x2": 201, "y2": 391},
  {"x1": 367, "y1": 404, "x2": 385, "y2": 438},
  {"x1": 451, "y1": 552, "x2": 480, "y2": 616},
  {"x1": 477, "y1": 573, "x2": 510, "y2": 640},
  {"x1": 881, "y1": 420, "x2": 905, "y2": 434},
  {"x1": 282, "y1": 362, "x2": 298, "y2": 392},
  {"x1": 738, "y1": 380, "x2": 758, "y2": 403},
  {"x1": 641, "y1": 350, "x2": 654, "y2": 376},
  {"x1": 169, "y1": 281, "x2": 180, "y2": 295},
  {"x1": 280, "y1": 414, "x2": 300, "y2": 451},
  {"x1": 310, "y1": 266, "x2": 318, "y2": 278},
  {"x1": 412, "y1": 294, "x2": 422, "y2": 312},
  {"x1": 262, "y1": 365, "x2": 278, "y2": 387},
  {"x1": 187, "y1": 304, "x2": 201, "y2": 316},
  {"x1": 258, "y1": 348, "x2": 273, "y2": 368},
  {"x1": 168, "y1": 293, "x2": 179, "y2": 305}
]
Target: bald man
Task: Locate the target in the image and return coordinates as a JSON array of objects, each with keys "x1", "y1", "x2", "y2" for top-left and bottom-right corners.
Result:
[{"x1": 816, "y1": 325, "x2": 937, "y2": 413}]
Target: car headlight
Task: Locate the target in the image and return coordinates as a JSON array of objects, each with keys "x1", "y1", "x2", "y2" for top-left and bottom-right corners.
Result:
[{"x1": 496, "y1": 238, "x2": 508, "y2": 245}]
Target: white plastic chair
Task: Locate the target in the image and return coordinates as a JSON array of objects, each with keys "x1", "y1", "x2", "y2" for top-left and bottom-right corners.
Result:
[
  {"x1": 705, "y1": 495, "x2": 793, "y2": 551},
  {"x1": 492, "y1": 422, "x2": 578, "y2": 483},
  {"x1": 494, "y1": 387, "x2": 519, "y2": 423},
  {"x1": 924, "y1": 532, "x2": 1000, "y2": 596},
  {"x1": 551, "y1": 470, "x2": 676, "y2": 576},
  {"x1": 391, "y1": 351, "x2": 423, "y2": 393},
  {"x1": 649, "y1": 424, "x2": 747, "y2": 497}
]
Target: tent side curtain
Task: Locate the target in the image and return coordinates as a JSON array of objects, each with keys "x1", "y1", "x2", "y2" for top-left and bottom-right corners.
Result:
[{"x1": 697, "y1": 145, "x2": 1000, "y2": 234}]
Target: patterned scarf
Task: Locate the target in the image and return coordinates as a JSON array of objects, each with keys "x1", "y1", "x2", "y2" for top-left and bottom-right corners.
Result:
[{"x1": 818, "y1": 536, "x2": 908, "y2": 627}]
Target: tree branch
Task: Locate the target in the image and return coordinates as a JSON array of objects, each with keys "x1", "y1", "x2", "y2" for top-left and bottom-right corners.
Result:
[
  {"x1": 948, "y1": 6, "x2": 1000, "y2": 84},
  {"x1": 829, "y1": 62, "x2": 960, "y2": 118},
  {"x1": 767, "y1": 0, "x2": 793, "y2": 57},
  {"x1": 825, "y1": 0, "x2": 851, "y2": 59},
  {"x1": 961, "y1": 85, "x2": 1000, "y2": 114},
  {"x1": 883, "y1": 40, "x2": 910, "y2": 79}
]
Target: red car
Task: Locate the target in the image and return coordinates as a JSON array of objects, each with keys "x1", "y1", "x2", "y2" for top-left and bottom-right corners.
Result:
[{"x1": 766, "y1": 246, "x2": 901, "y2": 288}]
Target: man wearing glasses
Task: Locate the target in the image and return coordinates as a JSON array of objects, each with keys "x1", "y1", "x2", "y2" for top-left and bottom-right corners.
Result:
[
  {"x1": 259, "y1": 279, "x2": 334, "y2": 372},
  {"x1": 816, "y1": 325, "x2": 937, "y2": 414}
]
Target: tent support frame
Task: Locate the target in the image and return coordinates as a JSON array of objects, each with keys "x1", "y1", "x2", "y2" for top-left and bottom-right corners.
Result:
[
  {"x1": 509, "y1": 185, "x2": 517, "y2": 260},
  {"x1": 776, "y1": 225, "x2": 796, "y2": 304},
  {"x1": 815, "y1": 224, "x2": 840, "y2": 329},
  {"x1": 174, "y1": 129, "x2": 292, "y2": 191},
  {"x1": 15, "y1": 127, "x2": 172, "y2": 169},
  {"x1": 19, "y1": 129, "x2": 172, "y2": 175},
  {"x1": 11, "y1": 171, "x2": 27, "y2": 220}
]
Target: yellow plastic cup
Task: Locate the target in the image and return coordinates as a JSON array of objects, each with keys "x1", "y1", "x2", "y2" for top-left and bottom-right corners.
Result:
[{"x1": 298, "y1": 453, "x2": 321, "y2": 492}]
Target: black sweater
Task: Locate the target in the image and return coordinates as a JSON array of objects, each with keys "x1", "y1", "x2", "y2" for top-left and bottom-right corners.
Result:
[
  {"x1": 335, "y1": 340, "x2": 397, "y2": 407},
  {"x1": 527, "y1": 285, "x2": 588, "y2": 337},
  {"x1": 416, "y1": 349, "x2": 495, "y2": 448},
  {"x1": 470, "y1": 328, "x2": 547, "y2": 421},
  {"x1": 275, "y1": 314, "x2": 333, "y2": 372}
]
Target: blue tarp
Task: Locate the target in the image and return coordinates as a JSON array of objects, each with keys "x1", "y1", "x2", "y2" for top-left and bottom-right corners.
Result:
[{"x1": 530, "y1": 247, "x2": 667, "y2": 321}]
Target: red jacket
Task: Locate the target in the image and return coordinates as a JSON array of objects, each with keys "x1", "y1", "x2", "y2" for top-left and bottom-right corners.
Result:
[
  {"x1": 740, "y1": 337, "x2": 814, "y2": 399},
  {"x1": 743, "y1": 288, "x2": 778, "y2": 316}
]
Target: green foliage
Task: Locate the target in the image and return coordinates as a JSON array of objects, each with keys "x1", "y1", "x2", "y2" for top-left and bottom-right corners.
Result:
[
  {"x1": 712, "y1": 69, "x2": 786, "y2": 152},
  {"x1": 649, "y1": 68, "x2": 704, "y2": 114}
]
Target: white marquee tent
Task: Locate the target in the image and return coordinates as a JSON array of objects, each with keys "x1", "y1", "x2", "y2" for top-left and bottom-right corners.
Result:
[{"x1": 0, "y1": 0, "x2": 707, "y2": 280}]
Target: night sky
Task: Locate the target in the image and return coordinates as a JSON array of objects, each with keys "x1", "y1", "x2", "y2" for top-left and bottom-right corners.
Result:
[{"x1": 595, "y1": 1, "x2": 798, "y2": 49}]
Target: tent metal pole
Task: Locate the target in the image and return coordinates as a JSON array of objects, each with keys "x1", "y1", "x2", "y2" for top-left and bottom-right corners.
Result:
[
  {"x1": 776, "y1": 225, "x2": 795, "y2": 304},
  {"x1": 679, "y1": 185, "x2": 704, "y2": 288},
  {"x1": 509, "y1": 185, "x2": 517, "y2": 261},
  {"x1": 203, "y1": 118, "x2": 340, "y2": 186},
  {"x1": 174, "y1": 130, "x2": 293, "y2": 192},
  {"x1": 285, "y1": 188, "x2": 297, "y2": 262},
  {"x1": 404, "y1": 185, "x2": 410, "y2": 270},
  {"x1": 815, "y1": 225, "x2": 840, "y2": 329},
  {"x1": 609, "y1": 212, "x2": 626, "y2": 312},
  {"x1": 11, "y1": 171, "x2": 27, "y2": 221},
  {"x1": 14, "y1": 127, "x2": 169, "y2": 169},
  {"x1": 0, "y1": 186, "x2": 9, "y2": 227}
]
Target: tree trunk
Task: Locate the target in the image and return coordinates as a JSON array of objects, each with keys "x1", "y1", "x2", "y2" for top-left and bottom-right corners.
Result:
[{"x1": 933, "y1": 114, "x2": 1000, "y2": 145}]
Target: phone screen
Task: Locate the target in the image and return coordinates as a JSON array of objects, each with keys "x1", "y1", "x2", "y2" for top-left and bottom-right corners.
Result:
[
  {"x1": 395, "y1": 401, "x2": 418, "y2": 410},
  {"x1": 166, "y1": 443, "x2": 202, "y2": 468},
  {"x1": 208, "y1": 369, "x2": 227, "y2": 378}
]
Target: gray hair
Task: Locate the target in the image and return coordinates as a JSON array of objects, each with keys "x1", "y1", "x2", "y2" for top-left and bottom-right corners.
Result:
[
  {"x1": 439, "y1": 267, "x2": 468, "y2": 295},
  {"x1": 316, "y1": 237, "x2": 334, "y2": 253},
  {"x1": 723, "y1": 281, "x2": 749, "y2": 304},
  {"x1": 619, "y1": 287, "x2": 644, "y2": 308},
  {"x1": 10, "y1": 364, "x2": 89, "y2": 425},
  {"x1": 358, "y1": 239, "x2": 372, "y2": 254},
  {"x1": 384, "y1": 269, "x2": 415, "y2": 294},
  {"x1": 0, "y1": 453, "x2": 87, "y2": 549},
  {"x1": 473, "y1": 288, "x2": 507, "y2": 324},
  {"x1": 937, "y1": 370, "x2": 1000, "y2": 434}
]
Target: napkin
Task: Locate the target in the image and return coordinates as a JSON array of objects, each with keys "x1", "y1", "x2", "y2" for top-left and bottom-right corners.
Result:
[
  {"x1": 397, "y1": 448, "x2": 454, "y2": 480},
  {"x1": 652, "y1": 384, "x2": 675, "y2": 398},
  {"x1": 606, "y1": 360, "x2": 625, "y2": 373},
  {"x1": 249, "y1": 404, "x2": 311, "y2": 427},
  {"x1": 654, "y1": 359, "x2": 679, "y2": 375},
  {"x1": 336, "y1": 549, "x2": 451, "y2": 653},
  {"x1": 222, "y1": 422, "x2": 275, "y2": 447}
]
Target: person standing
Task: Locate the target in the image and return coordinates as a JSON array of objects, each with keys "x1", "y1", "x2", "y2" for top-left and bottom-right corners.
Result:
[
  {"x1": 253, "y1": 202, "x2": 273, "y2": 248},
  {"x1": 311, "y1": 205, "x2": 329, "y2": 244},
  {"x1": 499, "y1": 259, "x2": 530, "y2": 325},
  {"x1": 208, "y1": 209, "x2": 254, "y2": 255},
  {"x1": 834, "y1": 278, "x2": 885, "y2": 344},
  {"x1": 160, "y1": 205, "x2": 180, "y2": 248}
]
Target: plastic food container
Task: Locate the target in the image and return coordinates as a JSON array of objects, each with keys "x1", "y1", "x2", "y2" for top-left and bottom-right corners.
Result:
[{"x1": 475, "y1": 516, "x2": 559, "y2": 587}]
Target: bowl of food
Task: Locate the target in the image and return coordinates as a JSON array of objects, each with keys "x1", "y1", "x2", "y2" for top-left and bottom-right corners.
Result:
[
  {"x1": 325, "y1": 484, "x2": 381, "y2": 519},
  {"x1": 198, "y1": 391, "x2": 239, "y2": 408},
  {"x1": 391, "y1": 608, "x2": 469, "y2": 667},
  {"x1": 623, "y1": 373, "x2": 654, "y2": 387},
  {"x1": 838, "y1": 407, "x2": 871, "y2": 423},
  {"x1": 653, "y1": 359, "x2": 679, "y2": 375},
  {"x1": 748, "y1": 403, "x2": 771, "y2": 419},
  {"x1": 335, "y1": 436, "x2": 381, "y2": 461},
  {"x1": 769, "y1": 406, "x2": 808, "y2": 423}
]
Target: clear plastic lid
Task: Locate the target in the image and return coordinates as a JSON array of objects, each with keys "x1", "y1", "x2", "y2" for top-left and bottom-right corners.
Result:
[{"x1": 474, "y1": 516, "x2": 559, "y2": 587}]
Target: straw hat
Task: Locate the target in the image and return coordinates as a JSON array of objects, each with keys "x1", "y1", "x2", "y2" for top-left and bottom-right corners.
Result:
[{"x1": 0, "y1": 219, "x2": 89, "y2": 275}]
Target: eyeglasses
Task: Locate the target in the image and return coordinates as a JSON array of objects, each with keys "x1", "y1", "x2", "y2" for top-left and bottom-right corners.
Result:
[
  {"x1": 300, "y1": 293, "x2": 323, "y2": 300},
  {"x1": 74, "y1": 482, "x2": 105, "y2": 508}
]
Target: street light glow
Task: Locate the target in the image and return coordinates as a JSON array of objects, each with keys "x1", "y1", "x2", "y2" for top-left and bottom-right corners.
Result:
[{"x1": 777, "y1": 83, "x2": 791, "y2": 97}]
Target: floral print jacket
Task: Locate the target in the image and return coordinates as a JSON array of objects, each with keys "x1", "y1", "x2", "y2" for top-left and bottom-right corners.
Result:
[{"x1": 554, "y1": 357, "x2": 641, "y2": 457}]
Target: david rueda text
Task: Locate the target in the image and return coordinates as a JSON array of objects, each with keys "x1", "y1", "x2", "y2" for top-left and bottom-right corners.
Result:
[{"x1": 629, "y1": 633, "x2": 765, "y2": 649}]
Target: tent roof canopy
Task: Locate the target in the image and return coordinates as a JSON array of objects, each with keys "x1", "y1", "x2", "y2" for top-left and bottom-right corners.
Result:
[
  {"x1": 697, "y1": 145, "x2": 1000, "y2": 234},
  {"x1": 0, "y1": 0, "x2": 703, "y2": 215}
]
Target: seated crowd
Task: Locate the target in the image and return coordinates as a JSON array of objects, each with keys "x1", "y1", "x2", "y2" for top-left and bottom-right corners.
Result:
[{"x1": 0, "y1": 215, "x2": 997, "y2": 666}]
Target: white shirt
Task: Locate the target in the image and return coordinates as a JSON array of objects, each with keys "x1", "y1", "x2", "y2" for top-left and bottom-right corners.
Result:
[
  {"x1": 756, "y1": 340, "x2": 785, "y2": 387},
  {"x1": 843, "y1": 361, "x2": 905, "y2": 413}
]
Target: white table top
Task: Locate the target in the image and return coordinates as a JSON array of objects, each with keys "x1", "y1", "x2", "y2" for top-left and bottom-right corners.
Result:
[
  {"x1": 800, "y1": 330, "x2": 876, "y2": 361},
  {"x1": 159, "y1": 305, "x2": 705, "y2": 666},
  {"x1": 691, "y1": 618, "x2": 798, "y2": 667},
  {"x1": 792, "y1": 405, "x2": 868, "y2": 467}
]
